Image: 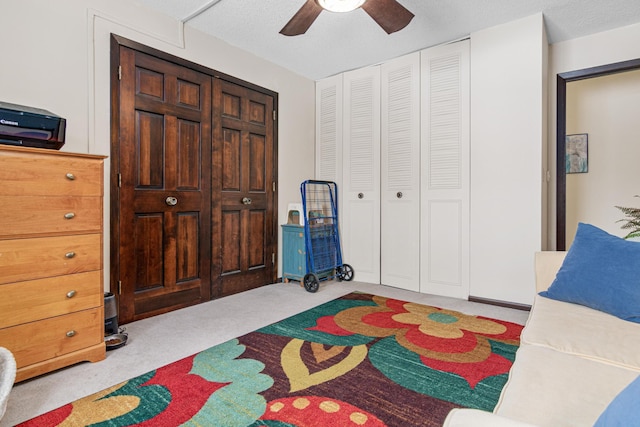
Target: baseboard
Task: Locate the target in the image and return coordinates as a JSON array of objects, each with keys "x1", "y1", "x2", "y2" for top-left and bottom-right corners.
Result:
[{"x1": 468, "y1": 296, "x2": 531, "y2": 311}]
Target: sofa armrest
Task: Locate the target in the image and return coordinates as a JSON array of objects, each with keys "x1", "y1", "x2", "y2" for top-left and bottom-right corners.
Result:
[
  {"x1": 534, "y1": 251, "x2": 567, "y2": 293},
  {"x1": 443, "y1": 409, "x2": 539, "y2": 427}
]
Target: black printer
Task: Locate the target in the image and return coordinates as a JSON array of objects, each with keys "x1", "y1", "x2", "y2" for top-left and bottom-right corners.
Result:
[{"x1": 0, "y1": 101, "x2": 66, "y2": 149}]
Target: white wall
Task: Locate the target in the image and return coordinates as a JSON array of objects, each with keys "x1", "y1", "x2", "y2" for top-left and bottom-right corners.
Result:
[
  {"x1": 549, "y1": 22, "x2": 640, "y2": 248},
  {"x1": 0, "y1": 0, "x2": 316, "y2": 290},
  {"x1": 565, "y1": 70, "x2": 640, "y2": 245},
  {"x1": 469, "y1": 14, "x2": 547, "y2": 305}
]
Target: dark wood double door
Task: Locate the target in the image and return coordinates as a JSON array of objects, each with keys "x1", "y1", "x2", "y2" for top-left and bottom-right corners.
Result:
[{"x1": 112, "y1": 38, "x2": 277, "y2": 323}]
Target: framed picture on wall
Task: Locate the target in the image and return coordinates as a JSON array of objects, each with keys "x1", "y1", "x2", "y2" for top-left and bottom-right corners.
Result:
[{"x1": 566, "y1": 133, "x2": 588, "y2": 173}]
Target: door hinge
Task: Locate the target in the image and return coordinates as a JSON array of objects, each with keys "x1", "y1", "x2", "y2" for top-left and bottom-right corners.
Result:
[
  {"x1": 272, "y1": 253, "x2": 275, "y2": 265},
  {"x1": 273, "y1": 181, "x2": 276, "y2": 192},
  {"x1": 118, "y1": 173, "x2": 122, "y2": 187},
  {"x1": 273, "y1": 110, "x2": 276, "y2": 121},
  {"x1": 118, "y1": 65, "x2": 122, "y2": 80},
  {"x1": 118, "y1": 280, "x2": 122, "y2": 295}
]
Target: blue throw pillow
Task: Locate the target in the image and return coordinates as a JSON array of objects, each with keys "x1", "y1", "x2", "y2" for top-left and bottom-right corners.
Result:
[
  {"x1": 594, "y1": 375, "x2": 640, "y2": 426},
  {"x1": 539, "y1": 223, "x2": 640, "y2": 323}
]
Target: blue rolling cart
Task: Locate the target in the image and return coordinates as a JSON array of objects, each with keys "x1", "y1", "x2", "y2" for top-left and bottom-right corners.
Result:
[{"x1": 300, "y1": 180, "x2": 354, "y2": 292}]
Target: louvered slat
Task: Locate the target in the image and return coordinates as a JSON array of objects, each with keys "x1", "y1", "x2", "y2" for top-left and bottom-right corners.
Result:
[
  {"x1": 429, "y1": 54, "x2": 462, "y2": 189},
  {"x1": 385, "y1": 64, "x2": 415, "y2": 190},
  {"x1": 348, "y1": 76, "x2": 375, "y2": 191},
  {"x1": 318, "y1": 85, "x2": 337, "y2": 181}
]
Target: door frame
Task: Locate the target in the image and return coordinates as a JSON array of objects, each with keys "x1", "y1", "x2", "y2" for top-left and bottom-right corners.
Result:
[
  {"x1": 110, "y1": 34, "x2": 279, "y2": 303},
  {"x1": 555, "y1": 57, "x2": 640, "y2": 249}
]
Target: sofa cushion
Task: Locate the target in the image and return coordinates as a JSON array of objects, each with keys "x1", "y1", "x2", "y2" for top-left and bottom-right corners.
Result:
[
  {"x1": 539, "y1": 222, "x2": 640, "y2": 323},
  {"x1": 494, "y1": 345, "x2": 638, "y2": 427},
  {"x1": 594, "y1": 375, "x2": 640, "y2": 427},
  {"x1": 522, "y1": 295, "x2": 640, "y2": 371},
  {"x1": 443, "y1": 408, "x2": 538, "y2": 427}
]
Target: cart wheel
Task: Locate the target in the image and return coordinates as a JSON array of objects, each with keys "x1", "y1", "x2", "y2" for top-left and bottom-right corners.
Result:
[
  {"x1": 336, "y1": 264, "x2": 354, "y2": 282},
  {"x1": 303, "y1": 273, "x2": 320, "y2": 293}
]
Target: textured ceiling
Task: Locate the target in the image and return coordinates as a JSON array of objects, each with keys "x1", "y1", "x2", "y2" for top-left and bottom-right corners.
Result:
[{"x1": 135, "y1": 0, "x2": 640, "y2": 80}]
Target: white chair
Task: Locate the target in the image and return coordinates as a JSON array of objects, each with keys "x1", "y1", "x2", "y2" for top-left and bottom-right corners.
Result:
[{"x1": 0, "y1": 347, "x2": 16, "y2": 420}]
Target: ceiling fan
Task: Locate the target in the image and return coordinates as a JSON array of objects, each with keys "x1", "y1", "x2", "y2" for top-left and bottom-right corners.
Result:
[{"x1": 280, "y1": 0, "x2": 414, "y2": 36}]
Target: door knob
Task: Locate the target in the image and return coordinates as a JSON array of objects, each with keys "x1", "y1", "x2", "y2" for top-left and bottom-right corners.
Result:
[
  {"x1": 242, "y1": 197, "x2": 252, "y2": 205},
  {"x1": 165, "y1": 196, "x2": 178, "y2": 206}
]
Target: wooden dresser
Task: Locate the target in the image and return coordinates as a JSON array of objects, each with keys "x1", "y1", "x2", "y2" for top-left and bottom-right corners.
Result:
[{"x1": 0, "y1": 146, "x2": 106, "y2": 382}]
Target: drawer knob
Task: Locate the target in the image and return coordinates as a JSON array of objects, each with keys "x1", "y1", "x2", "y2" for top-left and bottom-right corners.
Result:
[
  {"x1": 66, "y1": 330, "x2": 76, "y2": 338},
  {"x1": 66, "y1": 290, "x2": 77, "y2": 298},
  {"x1": 64, "y1": 212, "x2": 76, "y2": 220},
  {"x1": 65, "y1": 173, "x2": 76, "y2": 181},
  {"x1": 65, "y1": 252, "x2": 76, "y2": 259}
]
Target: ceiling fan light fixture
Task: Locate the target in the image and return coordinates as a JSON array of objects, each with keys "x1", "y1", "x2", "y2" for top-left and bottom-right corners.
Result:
[{"x1": 316, "y1": 0, "x2": 366, "y2": 13}]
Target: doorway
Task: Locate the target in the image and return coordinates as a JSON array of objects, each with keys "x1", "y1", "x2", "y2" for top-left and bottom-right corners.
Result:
[
  {"x1": 555, "y1": 58, "x2": 640, "y2": 249},
  {"x1": 110, "y1": 35, "x2": 278, "y2": 323}
]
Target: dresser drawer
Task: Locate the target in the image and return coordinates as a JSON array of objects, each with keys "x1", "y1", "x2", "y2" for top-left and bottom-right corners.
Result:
[
  {"x1": 0, "y1": 234, "x2": 101, "y2": 284},
  {"x1": 0, "y1": 308, "x2": 103, "y2": 369},
  {"x1": 0, "y1": 196, "x2": 102, "y2": 238},
  {"x1": 0, "y1": 271, "x2": 102, "y2": 328},
  {"x1": 0, "y1": 148, "x2": 103, "y2": 197}
]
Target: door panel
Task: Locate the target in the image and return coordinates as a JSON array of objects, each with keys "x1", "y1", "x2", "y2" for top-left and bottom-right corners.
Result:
[
  {"x1": 213, "y1": 79, "x2": 276, "y2": 297},
  {"x1": 381, "y1": 52, "x2": 421, "y2": 292},
  {"x1": 133, "y1": 213, "x2": 163, "y2": 290},
  {"x1": 342, "y1": 66, "x2": 381, "y2": 284},
  {"x1": 221, "y1": 211, "x2": 241, "y2": 274},
  {"x1": 176, "y1": 213, "x2": 200, "y2": 280},
  {"x1": 249, "y1": 134, "x2": 266, "y2": 191},
  {"x1": 426, "y1": 200, "x2": 463, "y2": 285},
  {"x1": 117, "y1": 47, "x2": 212, "y2": 322},
  {"x1": 420, "y1": 40, "x2": 470, "y2": 299}
]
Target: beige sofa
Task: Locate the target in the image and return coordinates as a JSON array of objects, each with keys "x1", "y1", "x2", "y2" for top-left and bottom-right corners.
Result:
[{"x1": 444, "y1": 251, "x2": 640, "y2": 426}]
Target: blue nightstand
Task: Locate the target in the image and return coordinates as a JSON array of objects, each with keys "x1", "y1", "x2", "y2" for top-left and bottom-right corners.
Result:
[{"x1": 281, "y1": 224, "x2": 306, "y2": 282}]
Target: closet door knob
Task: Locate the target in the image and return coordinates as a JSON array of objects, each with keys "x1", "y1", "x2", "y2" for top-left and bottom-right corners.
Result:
[{"x1": 397, "y1": 192, "x2": 403, "y2": 199}]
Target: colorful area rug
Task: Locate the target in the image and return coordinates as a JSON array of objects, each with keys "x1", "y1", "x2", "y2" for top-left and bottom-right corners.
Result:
[{"x1": 20, "y1": 292, "x2": 523, "y2": 427}]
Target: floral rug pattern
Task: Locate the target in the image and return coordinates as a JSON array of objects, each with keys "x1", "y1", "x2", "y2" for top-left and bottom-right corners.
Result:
[{"x1": 20, "y1": 292, "x2": 522, "y2": 427}]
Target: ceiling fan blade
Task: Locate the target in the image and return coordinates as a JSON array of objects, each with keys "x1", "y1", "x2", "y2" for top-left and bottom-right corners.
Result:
[
  {"x1": 361, "y1": 0, "x2": 414, "y2": 34},
  {"x1": 280, "y1": 0, "x2": 323, "y2": 36}
]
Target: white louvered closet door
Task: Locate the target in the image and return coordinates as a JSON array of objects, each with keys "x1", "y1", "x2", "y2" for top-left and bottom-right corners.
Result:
[
  {"x1": 420, "y1": 40, "x2": 470, "y2": 298},
  {"x1": 342, "y1": 66, "x2": 381, "y2": 284},
  {"x1": 380, "y1": 52, "x2": 421, "y2": 291},
  {"x1": 315, "y1": 75, "x2": 343, "y2": 184}
]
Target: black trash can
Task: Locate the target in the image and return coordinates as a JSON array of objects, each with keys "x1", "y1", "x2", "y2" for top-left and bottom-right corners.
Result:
[{"x1": 104, "y1": 292, "x2": 118, "y2": 336}]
